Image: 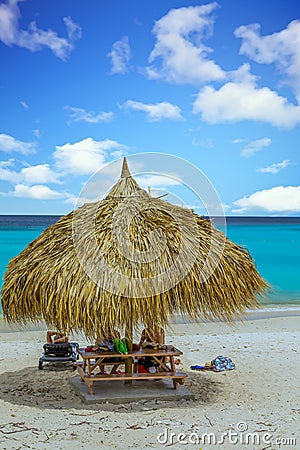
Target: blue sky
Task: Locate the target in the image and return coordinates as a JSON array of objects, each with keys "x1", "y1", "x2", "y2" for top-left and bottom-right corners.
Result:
[{"x1": 0, "y1": 0, "x2": 299, "y2": 215}]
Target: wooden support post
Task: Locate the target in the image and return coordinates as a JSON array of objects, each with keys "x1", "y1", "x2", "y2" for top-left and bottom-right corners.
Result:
[{"x1": 124, "y1": 305, "x2": 133, "y2": 385}]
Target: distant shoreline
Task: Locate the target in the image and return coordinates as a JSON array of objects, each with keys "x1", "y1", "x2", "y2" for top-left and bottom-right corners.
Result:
[
  {"x1": 1, "y1": 304, "x2": 299, "y2": 333},
  {"x1": 171, "y1": 304, "x2": 300, "y2": 324}
]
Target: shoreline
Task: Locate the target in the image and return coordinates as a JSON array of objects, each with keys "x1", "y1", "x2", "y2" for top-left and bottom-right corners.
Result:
[{"x1": 0, "y1": 303, "x2": 299, "y2": 333}]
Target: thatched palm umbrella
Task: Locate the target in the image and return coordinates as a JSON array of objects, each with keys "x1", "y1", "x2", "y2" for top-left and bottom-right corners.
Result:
[{"x1": 1, "y1": 158, "x2": 268, "y2": 350}]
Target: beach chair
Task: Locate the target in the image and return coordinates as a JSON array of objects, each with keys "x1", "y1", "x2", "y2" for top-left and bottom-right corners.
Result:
[{"x1": 38, "y1": 342, "x2": 79, "y2": 370}]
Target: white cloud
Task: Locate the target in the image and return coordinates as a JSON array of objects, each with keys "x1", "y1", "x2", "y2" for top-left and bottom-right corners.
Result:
[
  {"x1": 193, "y1": 64, "x2": 300, "y2": 128},
  {"x1": 65, "y1": 106, "x2": 114, "y2": 123},
  {"x1": 0, "y1": 0, "x2": 81, "y2": 60},
  {"x1": 0, "y1": 0, "x2": 18, "y2": 45},
  {"x1": 20, "y1": 164, "x2": 61, "y2": 184},
  {"x1": 122, "y1": 100, "x2": 183, "y2": 121},
  {"x1": 32, "y1": 129, "x2": 40, "y2": 138},
  {"x1": 0, "y1": 133, "x2": 36, "y2": 154},
  {"x1": 191, "y1": 137, "x2": 213, "y2": 148},
  {"x1": 64, "y1": 16, "x2": 81, "y2": 42},
  {"x1": 0, "y1": 159, "x2": 18, "y2": 182},
  {"x1": 108, "y1": 36, "x2": 131, "y2": 74},
  {"x1": 0, "y1": 158, "x2": 14, "y2": 168},
  {"x1": 12, "y1": 184, "x2": 63, "y2": 199},
  {"x1": 258, "y1": 159, "x2": 291, "y2": 174},
  {"x1": 235, "y1": 20, "x2": 300, "y2": 100},
  {"x1": 20, "y1": 100, "x2": 28, "y2": 109},
  {"x1": 145, "y1": 2, "x2": 225, "y2": 85},
  {"x1": 0, "y1": 161, "x2": 61, "y2": 184},
  {"x1": 53, "y1": 137, "x2": 127, "y2": 175},
  {"x1": 240, "y1": 137, "x2": 271, "y2": 157},
  {"x1": 233, "y1": 186, "x2": 300, "y2": 213},
  {"x1": 231, "y1": 138, "x2": 245, "y2": 144}
]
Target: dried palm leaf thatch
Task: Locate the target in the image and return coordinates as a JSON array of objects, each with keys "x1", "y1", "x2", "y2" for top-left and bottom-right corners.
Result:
[{"x1": 1, "y1": 158, "x2": 268, "y2": 340}]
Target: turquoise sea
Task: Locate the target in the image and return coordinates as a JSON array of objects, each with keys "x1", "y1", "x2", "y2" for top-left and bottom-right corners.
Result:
[
  {"x1": 0, "y1": 215, "x2": 299, "y2": 314},
  {"x1": 222, "y1": 217, "x2": 300, "y2": 305}
]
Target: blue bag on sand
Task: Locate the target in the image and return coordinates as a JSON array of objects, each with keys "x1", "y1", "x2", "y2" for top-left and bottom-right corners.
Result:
[{"x1": 190, "y1": 365, "x2": 204, "y2": 371}]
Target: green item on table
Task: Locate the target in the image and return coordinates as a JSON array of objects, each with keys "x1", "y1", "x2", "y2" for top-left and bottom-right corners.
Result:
[{"x1": 113, "y1": 338, "x2": 128, "y2": 354}]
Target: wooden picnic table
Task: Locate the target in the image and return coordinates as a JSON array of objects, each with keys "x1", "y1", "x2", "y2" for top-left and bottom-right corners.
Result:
[{"x1": 76, "y1": 346, "x2": 186, "y2": 395}]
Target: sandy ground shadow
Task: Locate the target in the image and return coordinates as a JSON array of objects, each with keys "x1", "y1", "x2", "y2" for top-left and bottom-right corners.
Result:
[{"x1": 0, "y1": 365, "x2": 223, "y2": 412}]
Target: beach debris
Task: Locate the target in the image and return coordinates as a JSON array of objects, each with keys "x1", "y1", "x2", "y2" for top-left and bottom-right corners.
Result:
[
  {"x1": 0, "y1": 421, "x2": 39, "y2": 435},
  {"x1": 256, "y1": 421, "x2": 274, "y2": 426},
  {"x1": 126, "y1": 423, "x2": 147, "y2": 429},
  {"x1": 205, "y1": 415, "x2": 213, "y2": 427}
]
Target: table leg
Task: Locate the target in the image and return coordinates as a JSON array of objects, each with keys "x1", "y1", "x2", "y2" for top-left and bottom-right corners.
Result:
[
  {"x1": 124, "y1": 357, "x2": 133, "y2": 385},
  {"x1": 133, "y1": 358, "x2": 138, "y2": 374},
  {"x1": 87, "y1": 380, "x2": 93, "y2": 395},
  {"x1": 77, "y1": 365, "x2": 86, "y2": 382},
  {"x1": 169, "y1": 356, "x2": 178, "y2": 390}
]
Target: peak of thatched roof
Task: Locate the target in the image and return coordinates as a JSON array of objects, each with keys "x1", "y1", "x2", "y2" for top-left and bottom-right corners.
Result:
[
  {"x1": 105, "y1": 157, "x2": 148, "y2": 199},
  {"x1": 121, "y1": 157, "x2": 131, "y2": 178}
]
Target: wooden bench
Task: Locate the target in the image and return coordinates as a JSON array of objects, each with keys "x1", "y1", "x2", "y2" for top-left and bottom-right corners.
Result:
[{"x1": 77, "y1": 366, "x2": 186, "y2": 395}]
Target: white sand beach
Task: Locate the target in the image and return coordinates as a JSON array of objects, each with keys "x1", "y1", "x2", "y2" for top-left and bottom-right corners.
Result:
[{"x1": 0, "y1": 309, "x2": 299, "y2": 450}]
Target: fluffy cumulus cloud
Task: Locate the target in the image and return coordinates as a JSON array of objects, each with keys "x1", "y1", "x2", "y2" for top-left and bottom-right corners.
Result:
[
  {"x1": 240, "y1": 137, "x2": 271, "y2": 157},
  {"x1": 145, "y1": 2, "x2": 225, "y2": 85},
  {"x1": 12, "y1": 184, "x2": 63, "y2": 199},
  {"x1": 122, "y1": 100, "x2": 183, "y2": 121},
  {"x1": 233, "y1": 186, "x2": 300, "y2": 213},
  {"x1": 0, "y1": 162, "x2": 61, "y2": 184},
  {"x1": 0, "y1": 159, "x2": 18, "y2": 182},
  {"x1": 258, "y1": 160, "x2": 291, "y2": 174},
  {"x1": 235, "y1": 20, "x2": 300, "y2": 100},
  {"x1": 65, "y1": 106, "x2": 114, "y2": 123},
  {"x1": 0, "y1": 133, "x2": 36, "y2": 154},
  {"x1": 193, "y1": 64, "x2": 300, "y2": 128},
  {"x1": 0, "y1": 0, "x2": 81, "y2": 60},
  {"x1": 108, "y1": 36, "x2": 131, "y2": 74},
  {"x1": 20, "y1": 164, "x2": 61, "y2": 184},
  {"x1": 0, "y1": 160, "x2": 66, "y2": 200},
  {"x1": 53, "y1": 137, "x2": 127, "y2": 175}
]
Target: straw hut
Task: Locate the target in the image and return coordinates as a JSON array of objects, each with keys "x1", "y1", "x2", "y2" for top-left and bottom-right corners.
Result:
[{"x1": 1, "y1": 158, "x2": 268, "y2": 346}]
